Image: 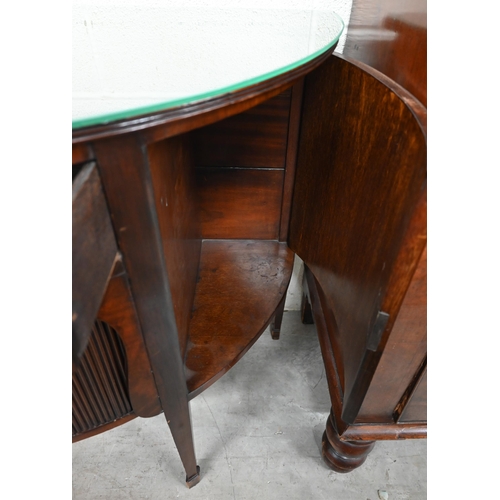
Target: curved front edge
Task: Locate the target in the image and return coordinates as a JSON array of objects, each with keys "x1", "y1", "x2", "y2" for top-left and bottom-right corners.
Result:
[{"x1": 186, "y1": 240, "x2": 294, "y2": 400}]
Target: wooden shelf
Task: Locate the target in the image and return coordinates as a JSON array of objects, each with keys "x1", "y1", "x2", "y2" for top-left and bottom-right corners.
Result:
[{"x1": 185, "y1": 239, "x2": 294, "y2": 398}]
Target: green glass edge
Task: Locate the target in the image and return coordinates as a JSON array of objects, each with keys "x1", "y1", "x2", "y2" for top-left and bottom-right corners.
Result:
[{"x1": 72, "y1": 15, "x2": 344, "y2": 130}]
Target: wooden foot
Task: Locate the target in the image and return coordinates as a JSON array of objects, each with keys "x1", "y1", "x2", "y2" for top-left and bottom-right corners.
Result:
[
  {"x1": 321, "y1": 410, "x2": 375, "y2": 473},
  {"x1": 186, "y1": 466, "x2": 201, "y2": 488},
  {"x1": 270, "y1": 293, "x2": 286, "y2": 340}
]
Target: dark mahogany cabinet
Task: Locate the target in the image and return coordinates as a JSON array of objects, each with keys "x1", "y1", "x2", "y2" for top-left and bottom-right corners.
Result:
[{"x1": 72, "y1": 51, "x2": 426, "y2": 486}]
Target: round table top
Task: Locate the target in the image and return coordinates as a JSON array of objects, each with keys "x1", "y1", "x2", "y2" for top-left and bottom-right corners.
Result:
[{"x1": 72, "y1": 1, "x2": 344, "y2": 131}]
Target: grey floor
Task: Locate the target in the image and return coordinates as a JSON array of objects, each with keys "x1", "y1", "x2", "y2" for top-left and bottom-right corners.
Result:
[{"x1": 72, "y1": 311, "x2": 426, "y2": 499}]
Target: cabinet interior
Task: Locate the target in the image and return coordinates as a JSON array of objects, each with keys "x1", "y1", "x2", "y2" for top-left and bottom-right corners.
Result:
[{"x1": 146, "y1": 88, "x2": 297, "y2": 397}]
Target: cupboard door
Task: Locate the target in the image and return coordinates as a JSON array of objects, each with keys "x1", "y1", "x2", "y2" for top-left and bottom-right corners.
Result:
[{"x1": 288, "y1": 54, "x2": 426, "y2": 424}]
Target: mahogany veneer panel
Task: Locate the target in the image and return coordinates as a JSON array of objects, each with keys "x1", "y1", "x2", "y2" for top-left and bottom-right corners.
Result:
[
  {"x1": 289, "y1": 54, "x2": 426, "y2": 424},
  {"x1": 343, "y1": 0, "x2": 426, "y2": 106},
  {"x1": 97, "y1": 260, "x2": 162, "y2": 419},
  {"x1": 147, "y1": 136, "x2": 202, "y2": 358},
  {"x1": 191, "y1": 89, "x2": 291, "y2": 168},
  {"x1": 185, "y1": 239, "x2": 294, "y2": 398},
  {"x1": 195, "y1": 167, "x2": 284, "y2": 240}
]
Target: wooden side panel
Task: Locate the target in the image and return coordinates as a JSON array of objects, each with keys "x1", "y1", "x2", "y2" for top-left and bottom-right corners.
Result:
[
  {"x1": 72, "y1": 162, "x2": 118, "y2": 363},
  {"x1": 147, "y1": 136, "x2": 202, "y2": 359},
  {"x1": 191, "y1": 90, "x2": 291, "y2": 168},
  {"x1": 195, "y1": 167, "x2": 284, "y2": 240},
  {"x1": 97, "y1": 261, "x2": 162, "y2": 418},
  {"x1": 289, "y1": 54, "x2": 426, "y2": 424},
  {"x1": 343, "y1": 0, "x2": 427, "y2": 106},
  {"x1": 358, "y1": 247, "x2": 427, "y2": 422}
]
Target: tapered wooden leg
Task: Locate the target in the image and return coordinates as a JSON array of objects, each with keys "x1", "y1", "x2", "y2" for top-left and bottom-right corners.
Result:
[
  {"x1": 322, "y1": 410, "x2": 375, "y2": 473},
  {"x1": 270, "y1": 293, "x2": 286, "y2": 340},
  {"x1": 300, "y1": 269, "x2": 314, "y2": 324},
  {"x1": 300, "y1": 292, "x2": 314, "y2": 324},
  {"x1": 185, "y1": 465, "x2": 201, "y2": 488},
  {"x1": 93, "y1": 137, "x2": 201, "y2": 488}
]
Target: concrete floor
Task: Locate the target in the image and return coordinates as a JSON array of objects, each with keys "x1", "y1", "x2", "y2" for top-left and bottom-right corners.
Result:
[{"x1": 72, "y1": 311, "x2": 427, "y2": 499}]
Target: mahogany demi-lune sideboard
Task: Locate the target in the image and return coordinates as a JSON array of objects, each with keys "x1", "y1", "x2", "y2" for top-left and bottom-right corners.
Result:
[{"x1": 72, "y1": 6, "x2": 426, "y2": 488}]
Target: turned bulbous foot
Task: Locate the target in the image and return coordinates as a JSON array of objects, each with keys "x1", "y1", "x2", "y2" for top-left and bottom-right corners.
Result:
[{"x1": 321, "y1": 412, "x2": 375, "y2": 473}]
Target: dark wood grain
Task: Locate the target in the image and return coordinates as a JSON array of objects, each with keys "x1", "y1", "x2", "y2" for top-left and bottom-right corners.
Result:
[
  {"x1": 279, "y1": 79, "x2": 305, "y2": 241},
  {"x1": 92, "y1": 134, "x2": 200, "y2": 484},
  {"x1": 289, "y1": 54, "x2": 426, "y2": 425},
  {"x1": 72, "y1": 162, "x2": 118, "y2": 364},
  {"x1": 358, "y1": 247, "x2": 427, "y2": 422},
  {"x1": 72, "y1": 44, "x2": 341, "y2": 487},
  {"x1": 340, "y1": 422, "x2": 426, "y2": 441},
  {"x1": 302, "y1": 262, "x2": 427, "y2": 444},
  {"x1": 72, "y1": 414, "x2": 137, "y2": 443},
  {"x1": 185, "y1": 240, "x2": 294, "y2": 399},
  {"x1": 191, "y1": 90, "x2": 291, "y2": 168},
  {"x1": 195, "y1": 167, "x2": 284, "y2": 240},
  {"x1": 72, "y1": 319, "x2": 133, "y2": 440},
  {"x1": 303, "y1": 266, "x2": 346, "y2": 433},
  {"x1": 71, "y1": 26, "x2": 428, "y2": 480},
  {"x1": 343, "y1": 0, "x2": 426, "y2": 106},
  {"x1": 147, "y1": 136, "x2": 202, "y2": 358},
  {"x1": 97, "y1": 260, "x2": 162, "y2": 418},
  {"x1": 322, "y1": 409, "x2": 375, "y2": 473},
  {"x1": 397, "y1": 363, "x2": 427, "y2": 423}
]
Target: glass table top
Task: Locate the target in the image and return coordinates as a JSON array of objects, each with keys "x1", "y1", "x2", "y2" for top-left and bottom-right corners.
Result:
[{"x1": 72, "y1": 1, "x2": 344, "y2": 129}]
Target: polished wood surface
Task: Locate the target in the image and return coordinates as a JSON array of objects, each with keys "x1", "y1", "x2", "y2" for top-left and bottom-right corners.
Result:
[
  {"x1": 186, "y1": 240, "x2": 294, "y2": 398},
  {"x1": 92, "y1": 134, "x2": 200, "y2": 485},
  {"x1": 72, "y1": 24, "x2": 427, "y2": 482},
  {"x1": 279, "y1": 79, "x2": 305, "y2": 242},
  {"x1": 195, "y1": 168, "x2": 284, "y2": 240},
  {"x1": 97, "y1": 260, "x2": 162, "y2": 419},
  {"x1": 358, "y1": 247, "x2": 427, "y2": 421},
  {"x1": 343, "y1": 0, "x2": 426, "y2": 106},
  {"x1": 191, "y1": 90, "x2": 291, "y2": 168},
  {"x1": 147, "y1": 136, "x2": 202, "y2": 359},
  {"x1": 303, "y1": 265, "x2": 426, "y2": 445},
  {"x1": 289, "y1": 54, "x2": 426, "y2": 425},
  {"x1": 291, "y1": 53, "x2": 426, "y2": 471},
  {"x1": 322, "y1": 410, "x2": 375, "y2": 473}
]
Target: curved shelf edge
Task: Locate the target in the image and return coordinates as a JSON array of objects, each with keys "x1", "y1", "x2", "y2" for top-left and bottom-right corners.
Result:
[{"x1": 185, "y1": 239, "x2": 294, "y2": 400}]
